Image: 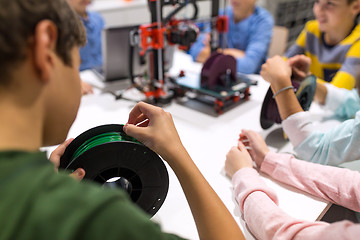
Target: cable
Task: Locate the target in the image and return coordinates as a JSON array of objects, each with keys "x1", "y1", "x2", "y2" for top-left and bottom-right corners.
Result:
[{"x1": 163, "y1": 0, "x2": 198, "y2": 24}]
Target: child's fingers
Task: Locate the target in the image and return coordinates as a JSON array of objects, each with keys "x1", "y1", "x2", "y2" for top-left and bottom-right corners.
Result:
[
  {"x1": 239, "y1": 131, "x2": 250, "y2": 147},
  {"x1": 238, "y1": 140, "x2": 251, "y2": 151}
]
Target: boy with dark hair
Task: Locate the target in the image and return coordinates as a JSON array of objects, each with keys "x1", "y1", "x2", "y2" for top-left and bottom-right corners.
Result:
[{"x1": 0, "y1": 0, "x2": 244, "y2": 239}]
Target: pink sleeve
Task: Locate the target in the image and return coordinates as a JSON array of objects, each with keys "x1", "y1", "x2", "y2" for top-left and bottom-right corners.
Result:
[
  {"x1": 261, "y1": 152, "x2": 360, "y2": 212},
  {"x1": 232, "y1": 168, "x2": 360, "y2": 240}
]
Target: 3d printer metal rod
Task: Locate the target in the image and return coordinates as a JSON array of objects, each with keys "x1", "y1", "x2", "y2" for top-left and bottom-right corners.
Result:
[{"x1": 156, "y1": 0, "x2": 164, "y2": 82}]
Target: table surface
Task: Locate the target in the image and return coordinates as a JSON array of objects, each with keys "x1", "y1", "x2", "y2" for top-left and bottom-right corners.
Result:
[
  {"x1": 89, "y1": 0, "x2": 147, "y2": 12},
  {"x1": 53, "y1": 51, "x2": 337, "y2": 239}
]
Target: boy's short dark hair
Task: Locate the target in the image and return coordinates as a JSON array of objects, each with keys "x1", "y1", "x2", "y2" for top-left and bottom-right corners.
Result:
[{"x1": 0, "y1": 0, "x2": 86, "y2": 83}]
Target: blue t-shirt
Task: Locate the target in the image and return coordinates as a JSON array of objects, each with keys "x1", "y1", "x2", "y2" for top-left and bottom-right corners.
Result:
[
  {"x1": 79, "y1": 11, "x2": 105, "y2": 71},
  {"x1": 189, "y1": 6, "x2": 274, "y2": 74}
]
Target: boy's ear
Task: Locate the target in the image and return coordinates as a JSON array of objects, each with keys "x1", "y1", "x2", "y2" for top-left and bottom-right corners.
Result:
[
  {"x1": 352, "y1": 0, "x2": 360, "y2": 15},
  {"x1": 33, "y1": 20, "x2": 58, "y2": 83}
]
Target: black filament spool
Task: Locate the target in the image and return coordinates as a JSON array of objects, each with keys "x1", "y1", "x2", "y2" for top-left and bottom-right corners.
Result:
[
  {"x1": 59, "y1": 124, "x2": 169, "y2": 217},
  {"x1": 260, "y1": 75, "x2": 317, "y2": 129}
]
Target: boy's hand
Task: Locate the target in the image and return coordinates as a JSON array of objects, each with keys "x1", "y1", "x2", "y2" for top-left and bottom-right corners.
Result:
[
  {"x1": 81, "y1": 80, "x2": 94, "y2": 95},
  {"x1": 287, "y1": 54, "x2": 311, "y2": 81},
  {"x1": 49, "y1": 138, "x2": 85, "y2": 181},
  {"x1": 123, "y1": 102, "x2": 185, "y2": 164}
]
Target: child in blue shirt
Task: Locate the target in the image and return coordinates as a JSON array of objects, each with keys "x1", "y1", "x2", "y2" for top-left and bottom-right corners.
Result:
[
  {"x1": 189, "y1": 0, "x2": 274, "y2": 74},
  {"x1": 67, "y1": 0, "x2": 105, "y2": 95},
  {"x1": 67, "y1": 0, "x2": 105, "y2": 71}
]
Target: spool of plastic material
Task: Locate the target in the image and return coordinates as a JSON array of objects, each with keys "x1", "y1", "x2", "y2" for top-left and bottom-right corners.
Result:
[
  {"x1": 59, "y1": 124, "x2": 169, "y2": 217},
  {"x1": 260, "y1": 75, "x2": 317, "y2": 129},
  {"x1": 200, "y1": 52, "x2": 237, "y2": 89}
]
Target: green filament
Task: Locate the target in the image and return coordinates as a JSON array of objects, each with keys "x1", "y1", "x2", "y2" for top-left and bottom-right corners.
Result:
[{"x1": 72, "y1": 132, "x2": 140, "y2": 160}]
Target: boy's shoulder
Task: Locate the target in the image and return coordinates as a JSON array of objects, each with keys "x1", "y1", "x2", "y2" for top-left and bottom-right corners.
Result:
[
  {"x1": 86, "y1": 11, "x2": 105, "y2": 25},
  {"x1": 252, "y1": 6, "x2": 274, "y2": 26},
  {"x1": 255, "y1": 5, "x2": 272, "y2": 17},
  {"x1": 87, "y1": 11, "x2": 103, "y2": 19},
  {"x1": 304, "y1": 20, "x2": 320, "y2": 34}
]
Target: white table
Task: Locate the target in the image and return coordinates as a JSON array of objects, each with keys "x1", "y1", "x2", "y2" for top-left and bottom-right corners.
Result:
[{"x1": 57, "y1": 51, "x2": 335, "y2": 239}]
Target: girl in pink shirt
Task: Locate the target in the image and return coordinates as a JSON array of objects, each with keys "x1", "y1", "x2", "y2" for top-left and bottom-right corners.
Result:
[{"x1": 225, "y1": 129, "x2": 360, "y2": 239}]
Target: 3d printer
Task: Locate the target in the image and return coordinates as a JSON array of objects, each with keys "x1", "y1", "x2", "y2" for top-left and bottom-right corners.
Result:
[{"x1": 128, "y1": 0, "x2": 252, "y2": 115}]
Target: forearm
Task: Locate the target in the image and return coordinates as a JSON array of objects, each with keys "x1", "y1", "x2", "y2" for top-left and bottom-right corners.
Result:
[
  {"x1": 261, "y1": 152, "x2": 360, "y2": 211},
  {"x1": 168, "y1": 147, "x2": 244, "y2": 240},
  {"x1": 235, "y1": 53, "x2": 262, "y2": 74},
  {"x1": 235, "y1": 37, "x2": 271, "y2": 74},
  {"x1": 233, "y1": 168, "x2": 330, "y2": 240},
  {"x1": 244, "y1": 191, "x2": 331, "y2": 240},
  {"x1": 282, "y1": 111, "x2": 314, "y2": 148},
  {"x1": 196, "y1": 46, "x2": 211, "y2": 63},
  {"x1": 244, "y1": 191, "x2": 360, "y2": 240},
  {"x1": 222, "y1": 48, "x2": 245, "y2": 58},
  {"x1": 293, "y1": 113, "x2": 360, "y2": 165},
  {"x1": 272, "y1": 82, "x2": 304, "y2": 120},
  {"x1": 188, "y1": 33, "x2": 208, "y2": 61},
  {"x1": 222, "y1": 48, "x2": 261, "y2": 74}
]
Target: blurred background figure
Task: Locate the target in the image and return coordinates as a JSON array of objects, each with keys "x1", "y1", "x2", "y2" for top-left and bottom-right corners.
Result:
[{"x1": 189, "y1": 0, "x2": 274, "y2": 74}]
